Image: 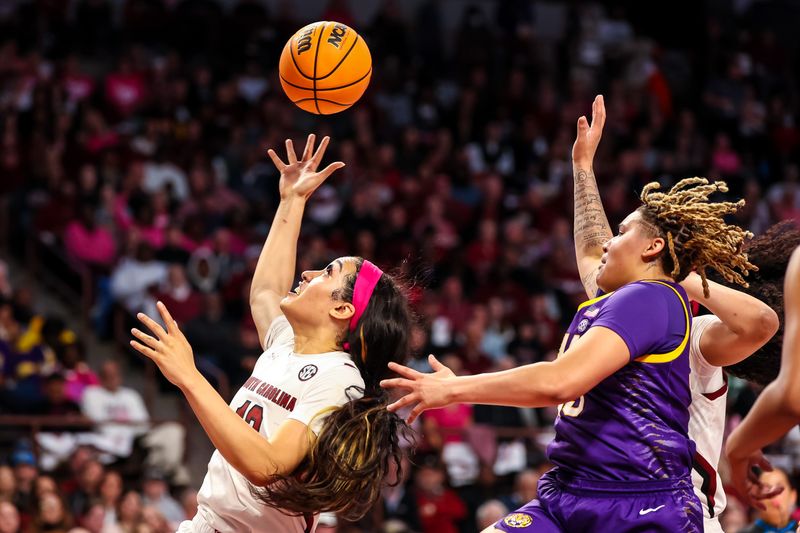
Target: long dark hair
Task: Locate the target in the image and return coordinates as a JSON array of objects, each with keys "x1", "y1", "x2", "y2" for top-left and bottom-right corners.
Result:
[
  {"x1": 717, "y1": 221, "x2": 800, "y2": 385},
  {"x1": 254, "y1": 258, "x2": 413, "y2": 521}
]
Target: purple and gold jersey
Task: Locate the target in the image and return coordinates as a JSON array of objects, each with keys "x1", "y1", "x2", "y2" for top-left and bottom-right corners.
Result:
[{"x1": 548, "y1": 280, "x2": 694, "y2": 482}]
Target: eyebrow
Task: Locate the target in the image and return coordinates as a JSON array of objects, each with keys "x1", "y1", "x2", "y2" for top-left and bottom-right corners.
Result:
[{"x1": 334, "y1": 259, "x2": 343, "y2": 272}]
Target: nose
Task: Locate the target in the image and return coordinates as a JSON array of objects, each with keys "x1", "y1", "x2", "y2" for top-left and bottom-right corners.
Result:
[{"x1": 301, "y1": 270, "x2": 322, "y2": 282}]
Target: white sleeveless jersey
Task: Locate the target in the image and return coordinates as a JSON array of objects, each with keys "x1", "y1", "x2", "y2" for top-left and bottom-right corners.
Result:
[
  {"x1": 194, "y1": 316, "x2": 364, "y2": 533},
  {"x1": 688, "y1": 314, "x2": 728, "y2": 532}
]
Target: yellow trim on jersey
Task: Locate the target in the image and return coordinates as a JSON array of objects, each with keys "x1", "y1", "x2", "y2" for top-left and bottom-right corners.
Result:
[
  {"x1": 634, "y1": 280, "x2": 691, "y2": 363},
  {"x1": 577, "y1": 290, "x2": 615, "y2": 311}
]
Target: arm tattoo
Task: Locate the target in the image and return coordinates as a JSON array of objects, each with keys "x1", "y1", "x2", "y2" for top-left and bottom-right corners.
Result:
[{"x1": 573, "y1": 168, "x2": 613, "y2": 253}]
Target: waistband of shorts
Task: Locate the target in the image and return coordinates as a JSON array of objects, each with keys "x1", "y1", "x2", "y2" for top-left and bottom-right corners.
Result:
[{"x1": 550, "y1": 469, "x2": 693, "y2": 494}]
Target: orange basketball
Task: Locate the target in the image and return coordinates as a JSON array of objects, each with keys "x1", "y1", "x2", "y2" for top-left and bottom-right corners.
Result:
[{"x1": 279, "y1": 21, "x2": 372, "y2": 115}]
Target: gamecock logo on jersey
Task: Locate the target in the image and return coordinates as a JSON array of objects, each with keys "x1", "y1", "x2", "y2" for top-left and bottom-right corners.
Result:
[
  {"x1": 503, "y1": 513, "x2": 533, "y2": 528},
  {"x1": 298, "y1": 364, "x2": 318, "y2": 381}
]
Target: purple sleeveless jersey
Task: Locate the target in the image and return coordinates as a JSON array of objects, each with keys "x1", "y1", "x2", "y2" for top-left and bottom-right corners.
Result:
[{"x1": 548, "y1": 280, "x2": 695, "y2": 482}]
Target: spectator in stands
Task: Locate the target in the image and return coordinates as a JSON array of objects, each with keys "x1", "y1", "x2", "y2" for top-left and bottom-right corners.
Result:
[
  {"x1": 78, "y1": 502, "x2": 105, "y2": 533},
  {"x1": 55, "y1": 341, "x2": 99, "y2": 404},
  {"x1": 110, "y1": 240, "x2": 167, "y2": 319},
  {"x1": 476, "y1": 499, "x2": 509, "y2": 530},
  {"x1": 0, "y1": 467, "x2": 14, "y2": 503},
  {"x1": 500, "y1": 469, "x2": 540, "y2": 512},
  {"x1": 152, "y1": 264, "x2": 202, "y2": 325},
  {"x1": 114, "y1": 491, "x2": 143, "y2": 532},
  {"x1": 381, "y1": 455, "x2": 421, "y2": 531},
  {"x1": 739, "y1": 467, "x2": 797, "y2": 533},
  {"x1": 141, "y1": 468, "x2": 183, "y2": 528},
  {"x1": 10, "y1": 447, "x2": 37, "y2": 519},
  {"x1": 63, "y1": 201, "x2": 116, "y2": 270},
  {"x1": 30, "y1": 491, "x2": 73, "y2": 532},
  {"x1": 31, "y1": 372, "x2": 82, "y2": 416},
  {"x1": 179, "y1": 488, "x2": 197, "y2": 523},
  {"x1": 98, "y1": 471, "x2": 122, "y2": 529},
  {"x1": 413, "y1": 454, "x2": 466, "y2": 533},
  {"x1": 0, "y1": 501, "x2": 19, "y2": 533},
  {"x1": 66, "y1": 459, "x2": 103, "y2": 519}
]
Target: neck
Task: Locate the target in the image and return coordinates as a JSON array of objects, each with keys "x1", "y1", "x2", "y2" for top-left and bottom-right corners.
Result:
[{"x1": 292, "y1": 328, "x2": 341, "y2": 355}]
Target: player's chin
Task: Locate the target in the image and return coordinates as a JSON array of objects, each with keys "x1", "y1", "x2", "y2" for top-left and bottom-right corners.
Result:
[{"x1": 280, "y1": 292, "x2": 299, "y2": 308}]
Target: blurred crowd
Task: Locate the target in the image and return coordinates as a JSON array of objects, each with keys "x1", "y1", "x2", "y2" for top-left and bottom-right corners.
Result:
[{"x1": 2, "y1": 0, "x2": 800, "y2": 531}]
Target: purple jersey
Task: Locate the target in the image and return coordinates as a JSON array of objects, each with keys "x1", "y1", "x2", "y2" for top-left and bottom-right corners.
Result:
[{"x1": 548, "y1": 280, "x2": 694, "y2": 482}]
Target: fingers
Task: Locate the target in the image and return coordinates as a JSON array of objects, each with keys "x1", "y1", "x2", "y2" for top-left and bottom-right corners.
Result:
[
  {"x1": 577, "y1": 115, "x2": 588, "y2": 135},
  {"x1": 387, "y1": 361, "x2": 424, "y2": 380},
  {"x1": 428, "y1": 354, "x2": 447, "y2": 372},
  {"x1": 386, "y1": 392, "x2": 419, "y2": 412},
  {"x1": 406, "y1": 403, "x2": 427, "y2": 425},
  {"x1": 131, "y1": 328, "x2": 159, "y2": 350},
  {"x1": 266, "y1": 149, "x2": 286, "y2": 171},
  {"x1": 317, "y1": 161, "x2": 345, "y2": 181},
  {"x1": 380, "y1": 377, "x2": 416, "y2": 391},
  {"x1": 130, "y1": 339, "x2": 157, "y2": 360},
  {"x1": 137, "y1": 312, "x2": 167, "y2": 340},
  {"x1": 285, "y1": 138, "x2": 297, "y2": 165},
  {"x1": 757, "y1": 456, "x2": 774, "y2": 472},
  {"x1": 302, "y1": 133, "x2": 316, "y2": 161},
  {"x1": 310, "y1": 135, "x2": 331, "y2": 168},
  {"x1": 156, "y1": 301, "x2": 178, "y2": 335},
  {"x1": 596, "y1": 94, "x2": 606, "y2": 128},
  {"x1": 753, "y1": 484, "x2": 784, "y2": 500}
]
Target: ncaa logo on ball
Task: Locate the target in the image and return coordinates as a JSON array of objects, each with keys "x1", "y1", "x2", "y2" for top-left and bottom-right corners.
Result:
[
  {"x1": 298, "y1": 364, "x2": 318, "y2": 381},
  {"x1": 503, "y1": 513, "x2": 533, "y2": 528},
  {"x1": 577, "y1": 318, "x2": 590, "y2": 333}
]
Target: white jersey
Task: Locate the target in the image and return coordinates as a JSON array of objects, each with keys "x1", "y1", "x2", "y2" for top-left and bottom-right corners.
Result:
[
  {"x1": 688, "y1": 315, "x2": 728, "y2": 533},
  {"x1": 192, "y1": 316, "x2": 364, "y2": 533}
]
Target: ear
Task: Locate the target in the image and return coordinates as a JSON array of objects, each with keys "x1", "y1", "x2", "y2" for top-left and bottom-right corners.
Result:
[
  {"x1": 641, "y1": 237, "x2": 666, "y2": 262},
  {"x1": 329, "y1": 302, "x2": 355, "y2": 321}
]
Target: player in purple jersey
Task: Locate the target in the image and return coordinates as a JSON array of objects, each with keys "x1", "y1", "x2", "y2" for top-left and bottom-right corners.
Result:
[{"x1": 382, "y1": 98, "x2": 757, "y2": 532}]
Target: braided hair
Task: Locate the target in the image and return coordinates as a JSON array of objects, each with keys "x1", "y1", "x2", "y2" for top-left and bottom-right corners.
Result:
[{"x1": 637, "y1": 178, "x2": 756, "y2": 297}]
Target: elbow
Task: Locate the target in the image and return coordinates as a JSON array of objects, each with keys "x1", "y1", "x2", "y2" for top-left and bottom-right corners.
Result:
[
  {"x1": 748, "y1": 307, "x2": 780, "y2": 346},
  {"x1": 537, "y1": 375, "x2": 586, "y2": 406},
  {"x1": 780, "y1": 378, "x2": 800, "y2": 419},
  {"x1": 243, "y1": 469, "x2": 270, "y2": 487}
]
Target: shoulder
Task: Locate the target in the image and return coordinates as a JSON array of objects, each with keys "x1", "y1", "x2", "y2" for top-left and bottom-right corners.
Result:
[
  {"x1": 264, "y1": 316, "x2": 293, "y2": 350},
  {"x1": 607, "y1": 281, "x2": 686, "y2": 311},
  {"x1": 299, "y1": 357, "x2": 364, "y2": 390}
]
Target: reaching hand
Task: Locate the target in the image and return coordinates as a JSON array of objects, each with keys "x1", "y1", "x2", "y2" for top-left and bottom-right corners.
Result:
[
  {"x1": 727, "y1": 448, "x2": 784, "y2": 510},
  {"x1": 380, "y1": 355, "x2": 457, "y2": 424},
  {"x1": 572, "y1": 94, "x2": 606, "y2": 164},
  {"x1": 267, "y1": 134, "x2": 345, "y2": 201},
  {"x1": 130, "y1": 302, "x2": 201, "y2": 391}
]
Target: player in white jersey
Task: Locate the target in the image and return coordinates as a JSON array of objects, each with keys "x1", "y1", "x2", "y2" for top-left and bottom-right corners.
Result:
[
  {"x1": 129, "y1": 134, "x2": 414, "y2": 532},
  {"x1": 569, "y1": 95, "x2": 782, "y2": 532}
]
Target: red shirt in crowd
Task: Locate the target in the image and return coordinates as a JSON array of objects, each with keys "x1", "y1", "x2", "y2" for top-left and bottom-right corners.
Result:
[{"x1": 416, "y1": 489, "x2": 467, "y2": 533}]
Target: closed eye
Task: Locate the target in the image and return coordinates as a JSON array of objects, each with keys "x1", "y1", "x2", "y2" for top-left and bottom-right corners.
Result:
[{"x1": 325, "y1": 265, "x2": 333, "y2": 276}]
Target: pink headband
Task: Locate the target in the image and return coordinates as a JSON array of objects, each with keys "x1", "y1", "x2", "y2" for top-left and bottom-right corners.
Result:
[{"x1": 349, "y1": 260, "x2": 383, "y2": 332}]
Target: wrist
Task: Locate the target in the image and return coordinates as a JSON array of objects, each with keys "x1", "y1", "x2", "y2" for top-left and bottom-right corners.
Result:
[
  {"x1": 572, "y1": 158, "x2": 593, "y2": 167},
  {"x1": 178, "y1": 370, "x2": 206, "y2": 395}
]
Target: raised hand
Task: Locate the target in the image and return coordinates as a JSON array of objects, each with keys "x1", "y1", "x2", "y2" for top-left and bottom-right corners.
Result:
[
  {"x1": 727, "y1": 449, "x2": 784, "y2": 510},
  {"x1": 130, "y1": 301, "x2": 201, "y2": 391},
  {"x1": 572, "y1": 94, "x2": 606, "y2": 165},
  {"x1": 380, "y1": 355, "x2": 457, "y2": 424},
  {"x1": 267, "y1": 134, "x2": 345, "y2": 201}
]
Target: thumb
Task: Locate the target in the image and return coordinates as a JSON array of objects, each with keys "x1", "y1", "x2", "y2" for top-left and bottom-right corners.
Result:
[
  {"x1": 428, "y1": 354, "x2": 447, "y2": 372},
  {"x1": 577, "y1": 115, "x2": 589, "y2": 135}
]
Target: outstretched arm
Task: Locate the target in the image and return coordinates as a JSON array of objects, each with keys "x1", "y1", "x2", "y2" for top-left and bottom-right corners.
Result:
[
  {"x1": 572, "y1": 95, "x2": 612, "y2": 298},
  {"x1": 381, "y1": 326, "x2": 629, "y2": 424},
  {"x1": 726, "y1": 246, "x2": 800, "y2": 508},
  {"x1": 131, "y1": 302, "x2": 312, "y2": 486},
  {"x1": 682, "y1": 272, "x2": 778, "y2": 367},
  {"x1": 250, "y1": 135, "x2": 344, "y2": 348}
]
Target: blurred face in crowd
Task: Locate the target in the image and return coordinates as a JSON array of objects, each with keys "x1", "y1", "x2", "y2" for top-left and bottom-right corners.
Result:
[
  {"x1": 515, "y1": 470, "x2": 540, "y2": 502},
  {"x1": 81, "y1": 503, "x2": 105, "y2": 533},
  {"x1": 100, "y1": 471, "x2": 123, "y2": 505},
  {"x1": 0, "y1": 466, "x2": 14, "y2": 496},
  {"x1": 758, "y1": 469, "x2": 797, "y2": 527},
  {"x1": 415, "y1": 465, "x2": 445, "y2": 495},
  {"x1": 39, "y1": 492, "x2": 66, "y2": 525},
  {"x1": 596, "y1": 210, "x2": 667, "y2": 293},
  {"x1": 0, "y1": 501, "x2": 20, "y2": 533},
  {"x1": 142, "y1": 478, "x2": 167, "y2": 500},
  {"x1": 14, "y1": 463, "x2": 37, "y2": 490},
  {"x1": 280, "y1": 257, "x2": 359, "y2": 336},
  {"x1": 118, "y1": 491, "x2": 142, "y2": 523},
  {"x1": 35, "y1": 476, "x2": 57, "y2": 498},
  {"x1": 100, "y1": 361, "x2": 122, "y2": 392}
]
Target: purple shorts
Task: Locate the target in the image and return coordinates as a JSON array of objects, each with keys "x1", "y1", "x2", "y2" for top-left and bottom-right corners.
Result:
[{"x1": 494, "y1": 469, "x2": 702, "y2": 533}]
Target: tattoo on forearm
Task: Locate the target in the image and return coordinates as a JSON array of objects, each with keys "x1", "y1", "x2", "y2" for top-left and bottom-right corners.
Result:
[{"x1": 573, "y1": 168, "x2": 613, "y2": 252}]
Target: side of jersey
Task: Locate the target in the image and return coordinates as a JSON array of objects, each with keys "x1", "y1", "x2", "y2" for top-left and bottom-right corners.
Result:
[
  {"x1": 688, "y1": 314, "x2": 728, "y2": 522},
  {"x1": 196, "y1": 316, "x2": 365, "y2": 533},
  {"x1": 548, "y1": 280, "x2": 695, "y2": 481}
]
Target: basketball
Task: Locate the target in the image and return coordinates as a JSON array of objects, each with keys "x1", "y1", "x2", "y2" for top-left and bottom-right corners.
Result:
[{"x1": 279, "y1": 21, "x2": 372, "y2": 115}]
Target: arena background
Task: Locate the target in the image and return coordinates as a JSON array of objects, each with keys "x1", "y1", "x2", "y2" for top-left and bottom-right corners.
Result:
[{"x1": 1, "y1": 0, "x2": 800, "y2": 531}]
